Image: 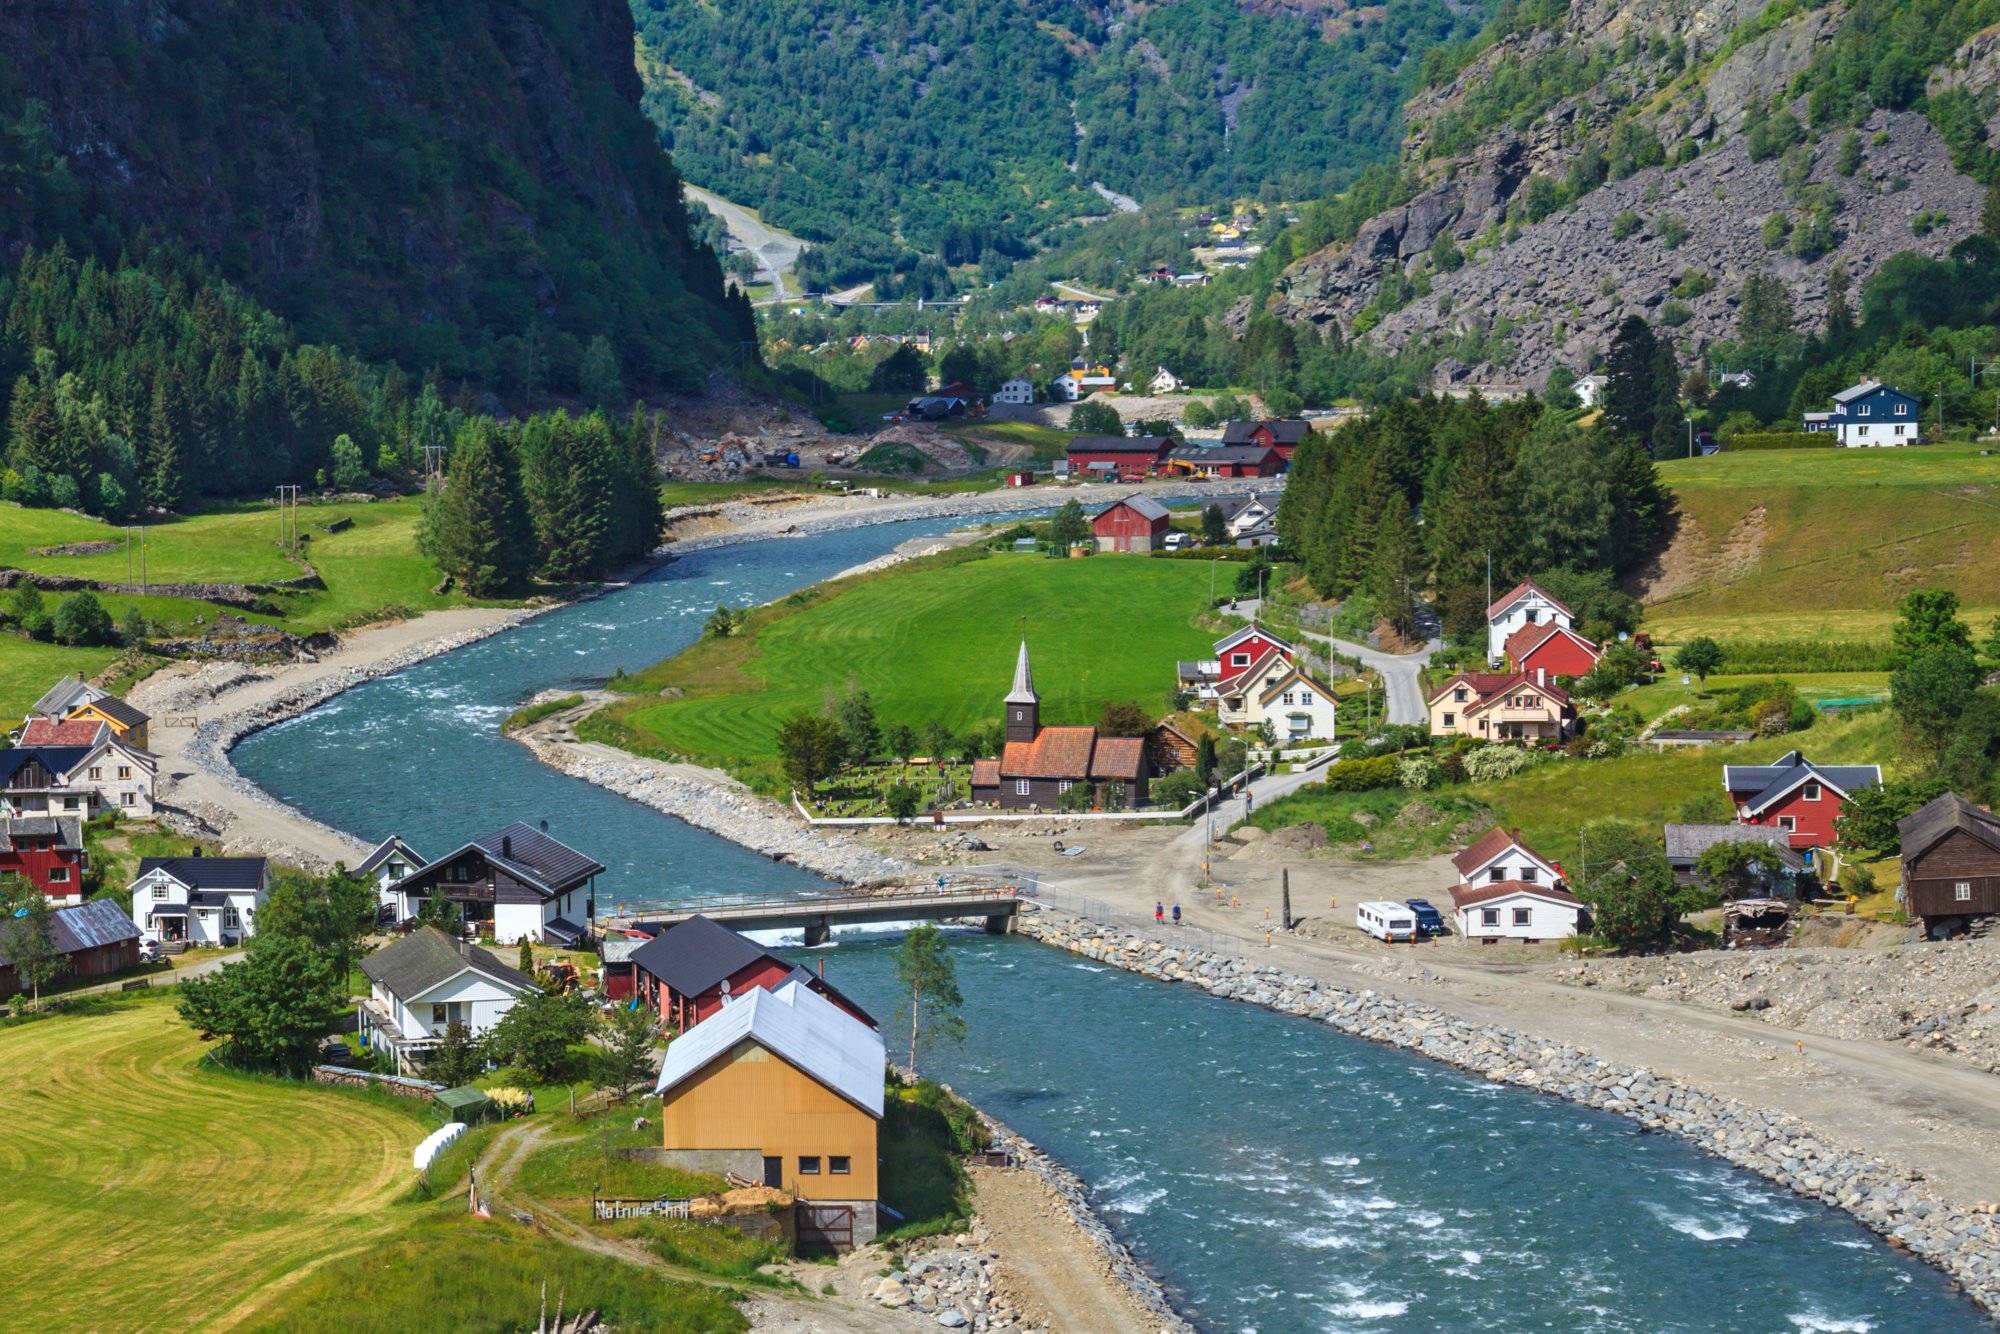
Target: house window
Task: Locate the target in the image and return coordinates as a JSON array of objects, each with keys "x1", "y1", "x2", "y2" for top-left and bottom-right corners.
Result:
[
  {"x1": 1281, "y1": 692, "x2": 1295, "y2": 705},
  {"x1": 1896, "y1": 403, "x2": 1908, "y2": 415},
  {"x1": 1489, "y1": 867, "x2": 1504, "y2": 884},
  {"x1": 63, "y1": 797, "x2": 79, "y2": 811},
  {"x1": 47, "y1": 867, "x2": 68, "y2": 883},
  {"x1": 830, "y1": 1156, "x2": 851, "y2": 1175},
  {"x1": 1860, "y1": 405, "x2": 1870, "y2": 416},
  {"x1": 1453, "y1": 688, "x2": 1468, "y2": 703},
  {"x1": 1231, "y1": 653, "x2": 1250, "y2": 667},
  {"x1": 799, "y1": 1156, "x2": 821, "y2": 1175},
  {"x1": 120, "y1": 791, "x2": 134, "y2": 806},
  {"x1": 224, "y1": 907, "x2": 240, "y2": 929},
  {"x1": 1525, "y1": 609, "x2": 1539, "y2": 624},
  {"x1": 1957, "y1": 882, "x2": 1973, "y2": 901},
  {"x1": 1481, "y1": 908, "x2": 1500, "y2": 927},
  {"x1": 1057, "y1": 780, "x2": 1073, "y2": 793},
  {"x1": 1015, "y1": 780, "x2": 1031, "y2": 796},
  {"x1": 1778, "y1": 816, "x2": 1797, "y2": 831},
  {"x1": 118, "y1": 766, "x2": 131, "y2": 779},
  {"x1": 432, "y1": 1004, "x2": 449, "y2": 1025},
  {"x1": 1442, "y1": 712, "x2": 1456, "y2": 727},
  {"x1": 87, "y1": 766, "x2": 102, "y2": 780},
  {"x1": 1521, "y1": 867, "x2": 1538, "y2": 883},
  {"x1": 1803, "y1": 781, "x2": 1822, "y2": 801},
  {"x1": 1858, "y1": 425, "x2": 1869, "y2": 437},
  {"x1": 1513, "y1": 907, "x2": 1532, "y2": 927},
  {"x1": 152, "y1": 885, "x2": 166, "y2": 900}
]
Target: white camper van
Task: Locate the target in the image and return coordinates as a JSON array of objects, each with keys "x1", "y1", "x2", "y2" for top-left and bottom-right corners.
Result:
[{"x1": 1357, "y1": 900, "x2": 1419, "y2": 943}]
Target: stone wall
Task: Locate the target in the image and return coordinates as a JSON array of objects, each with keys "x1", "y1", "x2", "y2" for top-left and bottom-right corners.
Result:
[{"x1": 1013, "y1": 905, "x2": 2000, "y2": 1315}]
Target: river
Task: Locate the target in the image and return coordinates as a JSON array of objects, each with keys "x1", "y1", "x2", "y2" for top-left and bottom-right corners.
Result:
[{"x1": 234, "y1": 520, "x2": 1989, "y2": 1333}]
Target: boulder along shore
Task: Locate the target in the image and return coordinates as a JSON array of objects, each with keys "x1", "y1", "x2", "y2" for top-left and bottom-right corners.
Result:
[{"x1": 1012, "y1": 904, "x2": 2000, "y2": 1317}]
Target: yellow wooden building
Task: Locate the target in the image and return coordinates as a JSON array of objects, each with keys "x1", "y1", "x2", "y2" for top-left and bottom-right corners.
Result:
[
  {"x1": 65, "y1": 695, "x2": 150, "y2": 750},
  {"x1": 654, "y1": 978, "x2": 885, "y2": 1245}
]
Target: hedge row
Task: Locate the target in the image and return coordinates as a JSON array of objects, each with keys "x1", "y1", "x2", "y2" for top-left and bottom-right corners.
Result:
[{"x1": 1721, "y1": 432, "x2": 1831, "y2": 451}]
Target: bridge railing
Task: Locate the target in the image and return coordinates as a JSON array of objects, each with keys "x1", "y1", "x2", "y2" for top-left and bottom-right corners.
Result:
[{"x1": 611, "y1": 883, "x2": 1022, "y2": 925}]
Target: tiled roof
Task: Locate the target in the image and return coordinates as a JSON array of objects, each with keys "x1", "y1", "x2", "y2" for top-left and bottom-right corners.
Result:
[
  {"x1": 361, "y1": 926, "x2": 535, "y2": 1002},
  {"x1": 1089, "y1": 736, "x2": 1146, "y2": 780},
  {"x1": 1450, "y1": 826, "x2": 1522, "y2": 878},
  {"x1": 1486, "y1": 578, "x2": 1573, "y2": 621},
  {"x1": 1428, "y1": 671, "x2": 1571, "y2": 711},
  {"x1": 1449, "y1": 881, "x2": 1583, "y2": 911},
  {"x1": 1008, "y1": 726, "x2": 1098, "y2": 779},
  {"x1": 19, "y1": 719, "x2": 109, "y2": 747},
  {"x1": 135, "y1": 855, "x2": 267, "y2": 892},
  {"x1": 969, "y1": 759, "x2": 1001, "y2": 787},
  {"x1": 1256, "y1": 665, "x2": 1336, "y2": 707}
]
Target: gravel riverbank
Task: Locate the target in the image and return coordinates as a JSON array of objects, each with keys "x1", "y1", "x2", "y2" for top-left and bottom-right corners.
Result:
[{"x1": 1012, "y1": 905, "x2": 2000, "y2": 1317}]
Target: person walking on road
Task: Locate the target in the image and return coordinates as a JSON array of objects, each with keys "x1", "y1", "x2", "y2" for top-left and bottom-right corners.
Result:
[
  {"x1": 1155, "y1": 902, "x2": 1165, "y2": 923},
  {"x1": 1172, "y1": 903, "x2": 1182, "y2": 925}
]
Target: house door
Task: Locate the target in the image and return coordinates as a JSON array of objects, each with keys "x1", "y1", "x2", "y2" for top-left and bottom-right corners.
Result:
[{"x1": 762, "y1": 1156, "x2": 782, "y2": 1189}]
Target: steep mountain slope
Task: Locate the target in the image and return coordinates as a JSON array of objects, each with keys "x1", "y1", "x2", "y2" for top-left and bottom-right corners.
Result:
[
  {"x1": 0, "y1": 0, "x2": 749, "y2": 395},
  {"x1": 1257, "y1": 0, "x2": 2000, "y2": 383},
  {"x1": 629, "y1": 0, "x2": 1497, "y2": 276}
]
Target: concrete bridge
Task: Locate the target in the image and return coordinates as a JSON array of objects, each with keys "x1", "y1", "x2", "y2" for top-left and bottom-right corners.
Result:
[{"x1": 608, "y1": 886, "x2": 1021, "y2": 946}]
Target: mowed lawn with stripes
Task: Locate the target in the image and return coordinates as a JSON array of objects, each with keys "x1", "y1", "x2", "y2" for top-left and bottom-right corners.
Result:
[
  {"x1": 607, "y1": 548, "x2": 1227, "y2": 777},
  {"x1": 0, "y1": 992, "x2": 421, "y2": 1331}
]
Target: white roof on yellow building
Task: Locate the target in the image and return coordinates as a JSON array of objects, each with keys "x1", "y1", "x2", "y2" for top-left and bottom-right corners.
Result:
[{"x1": 653, "y1": 979, "x2": 886, "y2": 1118}]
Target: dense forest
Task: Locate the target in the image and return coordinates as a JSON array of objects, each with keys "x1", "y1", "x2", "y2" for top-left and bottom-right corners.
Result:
[
  {"x1": 0, "y1": 0, "x2": 752, "y2": 397},
  {"x1": 630, "y1": 0, "x2": 1494, "y2": 287}
]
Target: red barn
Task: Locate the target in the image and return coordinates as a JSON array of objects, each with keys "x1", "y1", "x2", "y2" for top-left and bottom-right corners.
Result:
[
  {"x1": 1212, "y1": 625, "x2": 1294, "y2": 686},
  {"x1": 0, "y1": 898, "x2": 139, "y2": 998},
  {"x1": 1066, "y1": 436, "x2": 1172, "y2": 481},
  {"x1": 1221, "y1": 419, "x2": 1313, "y2": 465},
  {"x1": 629, "y1": 915, "x2": 877, "y2": 1032},
  {"x1": 1092, "y1": 496, "x2": 1173, "y2": 552},
  {"x1": 1504, "y1": 622, "x2": 1601, "y2": 679},
  {"x1": 0, "y1": 815, "x2": 86, "y2": 902},
  {"x1": 1723, "y1": 751, "x2": 1883, "y2": 850}
]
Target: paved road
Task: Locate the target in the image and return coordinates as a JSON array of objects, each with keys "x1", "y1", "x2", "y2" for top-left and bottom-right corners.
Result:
[
  {"x1": 1229, "y1": 599, "x2": 1439, "y2": 726},
  {"x1": 61, "y1": 948, "x2": 244, "y2": 1000},
  {"x1": 685, "y1": 184, "x2": 806, "y2": 298}
]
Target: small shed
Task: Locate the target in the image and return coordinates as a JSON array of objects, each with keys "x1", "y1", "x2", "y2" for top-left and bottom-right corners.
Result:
[{"x1": 434, "y1": 1085, "x2": 496, "y2": 1125}]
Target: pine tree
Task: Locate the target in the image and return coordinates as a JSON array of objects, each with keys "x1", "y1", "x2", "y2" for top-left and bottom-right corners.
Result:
[
  {"x1": 1600, "y1": 316, "x2": 1663, "y2": 444},
  {"x1": 1365, "y1": 496, "x2": 1422, "y2": 639},
  {"x1": 1825, "y1": 261, "x2": 1854, "y2": 341},
  {"x1": 1646, "y1": 333, "x2": 1686, "y2": 460},
  {"x1": 519, "y1": 411, "x2": 613, "y2": 581},
  {"x1": 421, "y1": 421, "x2": 531, "y2": 596},
  {"x1": 1429, "y1": 412, "x2": 1517, "y2": 591},
  {"x1": 579, "y1": 336, "x2": 624, "y2": 411}
]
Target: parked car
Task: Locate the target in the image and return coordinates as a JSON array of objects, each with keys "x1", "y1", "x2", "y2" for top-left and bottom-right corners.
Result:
[
  {"x1": 138, "y1": 939, "x2": 161, "y2": 963},
  {"x1": 1404, "y1": 898, "x2": 1446, "y2": 939},
  {"x1": 1162, "y1": 532, "x2": 1189, "y2": 550}
]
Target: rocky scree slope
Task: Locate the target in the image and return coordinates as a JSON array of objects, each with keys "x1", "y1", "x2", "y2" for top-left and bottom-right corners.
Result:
[{"x1": 1256, "y1": 0, "x2": 1987, "y2": 380}]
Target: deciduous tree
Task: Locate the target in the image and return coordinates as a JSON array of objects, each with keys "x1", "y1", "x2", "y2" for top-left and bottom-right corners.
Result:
[
  {"x1": 1671, "y1": 637, "x2": 1724, "y2": 685},
  {"x1": 893, "y1": 924, "x2": 966, "y2": 1074},
  {"x1": 1, "y1": 890, "x2": 62, "y2": 1004},
  {"x1": 601, "y1": 1002, "x2": 659, "y2": 1097},
  {"x1": 776, "y1": 713, "x2": 846, "y2": 792},
  {"x1": 485, "y1": 989, "x2": 594, "y2": 1083},
  {"x1": 177, "y1": 936, "x2": 339, "y2": 1072}
]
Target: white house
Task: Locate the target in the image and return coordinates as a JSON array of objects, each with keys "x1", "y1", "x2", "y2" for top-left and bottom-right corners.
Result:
[
  {"x1": 1486, "y1": 578, "x2": 1574, "y2": 663},
  {"x1": 387, "y1": 822, "x2": 605, "y2": 946},
  {"x1": 1220, "y1": 492, "x2": 1276, "y2": 539},
  {"x1": 357, "y1": 926, "x2": 538, "y2": 1073},
  {"x1": 993, "y1": 378, "x2": 1036, "y2": 406},
  {"x1": 1573, "y1": 373, "x2": 1605, "y2": 408},
  {"x1": 1149, "y1": 367, "x2": 1185, "y2": 394},
  {"x1": 355, "y1": 835, "x2": 430, "y2": 920},
  {"x1": 1251, "y1": 665, "x2": 1341, "y2": 743},
  {"x1": 129, "y1": 853, "x2": 269, "y2": 947},
  {"x1": 23, "y1": 674, "x2": 110, "y2": 725},
  {"x1": 1447, "y1": 826, "x2": 1584, "y2": 943}
]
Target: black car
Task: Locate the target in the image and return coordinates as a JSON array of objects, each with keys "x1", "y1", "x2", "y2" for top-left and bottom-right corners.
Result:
[{"x1": 1404, "y1": 898, "x2": 1446, "y2": 938}]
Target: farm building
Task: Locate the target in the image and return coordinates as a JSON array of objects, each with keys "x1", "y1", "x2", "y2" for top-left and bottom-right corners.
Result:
[
  {"x1": 1065, "y1": 436, "x2": 1171, "y2": 480},
  {"x1": 0, "y1": 897, "x2": 141, "y2": 998},
  {"x1": 628, "y1": 914, "x2": 875, "y2": 1032},
  {"x1": 1898, "y1": 792, "x2": 2000, "y2": 938},
  {"x1": 1163, "y1": 443, "x2": 1283, "y2": 478},
  {"x1": 654, "y1": 979, "x2": 885, "y2": 1246},
  {"x1": 357, "y1": 926, "x2": 538, "y2": 1072},
  {"x1": 387, "y1": 822, "x2": 605, "y2": 945},
  {"x1": 1723, "y1": 751, "x2": 1882, "y2": 851},
  {"x1": 1092, "y1": 495, "x2": 1172, "y2": 552},
  {"x1": 1219, "y1": 419, "x2": 1312, "y2": 463},
  {"x1": 1503, "y1": 622, "x2": 1601, "y2": 679}
]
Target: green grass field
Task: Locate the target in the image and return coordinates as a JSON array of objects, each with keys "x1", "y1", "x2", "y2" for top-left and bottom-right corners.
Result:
[
  {"x1": 0, "y1": 992, "x2": 424, "y2": 1330},
  {"x1": 1647, "y1": 444, "x2": 2000, "y2": 643},
  {"x1": 599, "y1": 548, "x2": 1225, "y2": 781},
  {"x1": 1618, "y1": 672, "x2": 1891, "y2": 723}
]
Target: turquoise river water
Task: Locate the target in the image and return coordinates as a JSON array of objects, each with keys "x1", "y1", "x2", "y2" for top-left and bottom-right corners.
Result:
[{"x1": 234, "y1": 518, "x2": 1990, "y2": 1332}]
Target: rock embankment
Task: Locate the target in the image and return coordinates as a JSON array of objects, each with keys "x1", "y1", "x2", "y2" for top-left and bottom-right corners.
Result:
[
  {"x1": 872, "y1": 1240, "x2": 1009, "y2": 1330},
  {"x1": 1014, "y1": 906, "x2": 2000, "y2": 1314},
  {"x1": 517, "y1": 734, "x2": 910, "y2": 886},
  {"x1": 1560, "y1": 938, "x2": 2000, "y2": 1074}
]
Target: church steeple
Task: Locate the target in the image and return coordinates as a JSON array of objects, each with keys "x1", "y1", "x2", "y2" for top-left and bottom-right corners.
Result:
[{"x1": 1004, "y1": 640, "x2": 1040, "y2": 742}]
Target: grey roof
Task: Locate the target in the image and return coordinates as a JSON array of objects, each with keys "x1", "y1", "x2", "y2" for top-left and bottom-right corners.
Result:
[
  {"x1": 134, "y1": 855, "x2": 268, "y2": 892},
  {"x1": 1899, "y1": 792, "x2": 2000, "y2": 863},
  {"x1": 1219, "y1": 493, "x2": 1271, "y2": 521},
  {"x1": 471, "y1": 823, "x2": 605, "y2": 894},
  {"x1": 355, "y1": 836, "x2": 429, "y2": 877},
  {"x1": 1099, "y1": 495, "x2": 1170, "y2": 521},
  {"x1": 630, "y1": 914, "x2": 771, "y2": 996},
  {"x1": 1831, "y1": 379, "x2": 1916, "y2": 404},
  {"x1": 1663, "y1": 824, "x2": 1805, "y2": 869},
  {"x1": 1722, "y1": 751, "x2": 1882, "y2": 815},
  {"x1": 0, "y1": 815, "x2": 82, "y2": 849},
  {"x1": 1066, "y1": 436, "x2": 1171, "y2": 454},
  {"x1": 0, "y1": 898, "x2": 140, "y2": 967},
  {"x1": 0, "y1": 746, "x2": 93, "y2": 785},
  {"x1": 654, "y1": 980, "x2": 884, "y2": 1118},
  {"x1": 1006, "y1": 640, "x2": 1038, "y2": 705},
  {"x1": 79, "y1": 695, "x2": 149, "y2": 728},
  {"x1": 29, "y1": 676, "x2": 106, "y2": 718},
  {"x1": 361, "y1": 925, "x2": 536, "y2": 1001},
  {"x1": 544, "y1": 917, "x2": 584, "y2": 945},
  {"x1": 1221, "y1": 419, "x2": 1312, "y2": 444},
  {"x1": 599, "y1": 934, "x2": 647, "y2": 965},
  {"x1": 1167, "y1": 444, "x2": 1280, "y2": 464}
]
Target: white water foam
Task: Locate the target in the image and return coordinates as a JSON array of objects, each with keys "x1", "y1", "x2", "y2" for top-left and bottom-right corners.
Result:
[
  {"x1": 1655, "y1": 1209, "x2": 1750, "y2": 1242},
  {"x1": 1787, "y1": 1314, "x2": 1875, "y2": 1332},
  {"x1": 1329, "y1": 1299, "x2": 1410, "y2": 1319}
]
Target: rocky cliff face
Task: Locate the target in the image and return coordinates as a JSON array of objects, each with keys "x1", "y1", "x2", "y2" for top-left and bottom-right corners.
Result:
[
  {"x1": 1254, "y1": 0, "x2": 1977, "y2": 382},
  {"x1": 0, "y1": 0, "x2": 739, "y2": 388}
]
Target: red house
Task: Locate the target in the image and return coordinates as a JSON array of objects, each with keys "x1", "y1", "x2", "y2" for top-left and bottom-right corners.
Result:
[
  {"x1": 1166, "y1": 443, "x2": 1283, "y2": 478},
  {"x1": 1066, "y1": 436, "x2": 1172, "y2": 480},
  {"x1": 1504, "y1": 622, "x2": 1601, "y2": 679},
  {"x1": 1092, "y1": 496, "x2": 1173, "y2": 552},
  {"x1": 1723, "y1": 751, "x2": 1883, "y2": 850},
  {"x1": 0, "y1": 815, "x2": 86, "y2": 902},
  {"x1": 1221, "y1": 419, "x2": 1313, "y2": 464},
  {"x1": 1212, "y1": 625, "x2": 1295, "y2": 687},
  {"x1": 629, "y1": 915, "x2": 876, "y2": 1032}
]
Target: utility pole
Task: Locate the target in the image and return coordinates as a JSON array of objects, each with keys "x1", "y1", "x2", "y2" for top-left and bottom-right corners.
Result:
[
  {"x1": 275, "y1": 485, "x2": 302, "y2": 553},
  {"x1": 1685, "y1": 416, "x2": 1694, "y2": 459}
]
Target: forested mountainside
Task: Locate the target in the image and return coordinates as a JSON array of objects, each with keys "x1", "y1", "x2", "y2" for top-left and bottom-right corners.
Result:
[
  {"x1": 0, "y1": 0, "x2": 750, "y2": 395},
  {"x1": 1254, "y1": 0, "x2": 2000, "y2": 384},
  {"x1": 630, "y1": 0, "x2": 1497, "y2": 288}
]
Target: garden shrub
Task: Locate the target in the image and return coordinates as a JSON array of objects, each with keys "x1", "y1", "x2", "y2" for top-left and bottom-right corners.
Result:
[
  {"x1": 1398, "y1": 753, "x2": 1441, "y2": 789},
  {"x1": 1323, "y1": 754, "x2": 1401, "y2": 792},
  {"x1": 1460, "y1": 744, "x2": 1546, "y2": 782}
]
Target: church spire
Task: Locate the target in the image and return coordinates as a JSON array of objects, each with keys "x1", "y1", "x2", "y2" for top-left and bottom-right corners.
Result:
[{"x1": 1005, "y1": 639, "x2": 1037, "y2": 704}]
